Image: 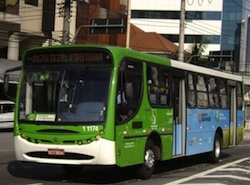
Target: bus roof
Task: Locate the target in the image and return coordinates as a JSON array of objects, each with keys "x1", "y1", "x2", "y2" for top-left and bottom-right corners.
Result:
[
  {"x1": 24, "y1": 44, "x2": 242, "y2": 82},
  {"x1": 170, "y1": 59, "x2": 243, "y2": 82},
  {"x1": 108, "y1": 45, "x2": 243, "y2": 82}
]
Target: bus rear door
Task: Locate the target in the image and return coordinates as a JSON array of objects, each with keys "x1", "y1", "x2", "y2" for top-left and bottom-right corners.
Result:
[
  {"x1": 228, "y1": 83, "x2": 237, "y2": 146},
  {"x1": 172, "y1": 71, "x2": 186, "y2": 157}
]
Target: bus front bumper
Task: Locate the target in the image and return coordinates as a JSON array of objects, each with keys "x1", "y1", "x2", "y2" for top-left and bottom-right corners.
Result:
[{"x1": 14, "y1": 136, "x2": 116, "y2": 165}]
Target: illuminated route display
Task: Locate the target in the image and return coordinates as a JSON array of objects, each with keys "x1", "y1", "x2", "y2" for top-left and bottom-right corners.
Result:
[{"x1": 24, "y1": 48, "x2": 112, "y2": 64}]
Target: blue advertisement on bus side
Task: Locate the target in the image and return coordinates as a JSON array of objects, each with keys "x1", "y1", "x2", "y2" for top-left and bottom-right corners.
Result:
[{"x1": 186, "y1": 108, "x2": 230, "y2": 156}]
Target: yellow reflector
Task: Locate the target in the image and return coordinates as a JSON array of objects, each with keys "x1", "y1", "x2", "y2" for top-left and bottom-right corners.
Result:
[{"x1": 96, "y1": 135, "x2": 101, "y2": 140}]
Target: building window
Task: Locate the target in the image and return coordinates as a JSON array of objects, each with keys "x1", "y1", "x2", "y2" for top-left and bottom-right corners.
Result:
[
  {"x1": 25, "y1": 0, "x2": 38, "y2": 6},
  {"x1": 162, "y1": 34, "x2": 220, "y2": 45},
  {"x1": 0, "y1": 0, "x2": 19, "y2": 15},
  {"x1": 132, "y1": 10, "x2": 221, "y2": 21},
  {"x1": 132, "y1": 10, "x2": 179, "y2": 19},
  {"x1": 186, "y1": 11, "x2": 221, "y2": 20}
]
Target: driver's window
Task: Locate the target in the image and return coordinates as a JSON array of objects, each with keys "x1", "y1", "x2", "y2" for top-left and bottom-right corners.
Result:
[{"x1": 116, "y1": 60, "x2": 142, "y2": 123}]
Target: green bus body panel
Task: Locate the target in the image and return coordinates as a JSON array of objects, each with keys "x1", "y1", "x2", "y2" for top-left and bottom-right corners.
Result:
[
  {"x1": 115, "y1": 107, "x2": 174, "y2": 167},
  {"x1": 114, "y1": 60, "x2": 173, "y2": 167}
]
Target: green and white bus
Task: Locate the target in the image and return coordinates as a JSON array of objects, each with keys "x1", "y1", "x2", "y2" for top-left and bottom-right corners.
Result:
[{"x1": 4, "y1": 44, "x2": 244, "y2": 179}]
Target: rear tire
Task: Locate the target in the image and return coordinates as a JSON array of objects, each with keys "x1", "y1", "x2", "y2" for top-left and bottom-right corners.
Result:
[
  {"x1": 136, "y1": 139, "x2": 156, "y2": 180},
  {"x1": 209, "y1": 134, "x2": 222, "y2": 163}
]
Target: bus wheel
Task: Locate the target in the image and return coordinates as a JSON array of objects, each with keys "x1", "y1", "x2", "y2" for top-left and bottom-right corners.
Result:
[
  {"x1": 209, "y1": 134, "x2": 222, "y2": 163},
  {"x1": 136, "y1": 139, "x2": 156, "y2": 179},
  {"x1": 62, "y1": 165, "x2": 83, "y2": 174}
]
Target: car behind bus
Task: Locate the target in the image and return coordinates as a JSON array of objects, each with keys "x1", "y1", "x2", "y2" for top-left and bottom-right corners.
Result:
[{"x1": 0, "y1": 100, "x2": 14, "y2": 129}]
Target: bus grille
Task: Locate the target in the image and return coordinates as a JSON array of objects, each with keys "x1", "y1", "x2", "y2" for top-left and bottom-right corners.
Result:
[{"x1": 26, "y1": 152, "x2": 94, "y2": 160}]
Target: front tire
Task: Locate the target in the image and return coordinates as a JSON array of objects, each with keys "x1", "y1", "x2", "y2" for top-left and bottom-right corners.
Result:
[{"x1": 136, "y1": 139, "x2": 156, "y2": 180}]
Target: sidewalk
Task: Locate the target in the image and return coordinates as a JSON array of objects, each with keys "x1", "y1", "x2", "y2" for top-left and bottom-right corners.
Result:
[{"x1": 244, "y1": 129, "x2": 250, "y2": 140}]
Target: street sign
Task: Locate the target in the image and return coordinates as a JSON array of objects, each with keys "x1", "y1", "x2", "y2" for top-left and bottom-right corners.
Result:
[{"x1": 90, "y1": 18, "x2": 127, "y2": 34}]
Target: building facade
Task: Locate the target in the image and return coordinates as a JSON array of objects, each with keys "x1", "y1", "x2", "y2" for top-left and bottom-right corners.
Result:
[
  {"x1": 131, "y1": 0, "x2": 250, "y2": 72},
  {"x1": 0, "y1": 0, "x2": 60, "y2": 60},
  {"x1": 0, "y1": 0, "x2": 128, "y2": 62},
  {"x1": 74, "y1": 0, "x2": 127, "y2": 46},
  {"x1": 241, "y1": 0, "x2": 250, "y2": 73},
  {"x1": 131, "y1": 0, "x2": 222, "y2": 56},
  {"x1": 1, "y1": 0, "x2": 249, "y2": 72}
]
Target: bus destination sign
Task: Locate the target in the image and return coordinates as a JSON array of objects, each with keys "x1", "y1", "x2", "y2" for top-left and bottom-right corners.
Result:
[
  {"x1": 26, "y1": 49, "x2": 112, "y2": 64},
  {"x1": 31, "y1": 52, "x2": 104, "y2": 63}
]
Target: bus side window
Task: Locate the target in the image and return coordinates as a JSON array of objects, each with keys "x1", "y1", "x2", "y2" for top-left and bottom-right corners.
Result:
[
  {"x1": 187, "y1": 73, "x2": 196, "y2": 107},
  {"x1": 237, "y1": 82, "x2": 243, "y2": 110},
  {"x1": 208, "y1": 77, "x2": 219, "y2": 108},
  {"x1": 196, "y1": 75, "x2": 208, "y2": 108},
  {"x1": 147, "y1": 66, "x2": 170, "y2": 107},
  {"x1": 219, "y1": 79, "x2": 228, "y2": 109}
]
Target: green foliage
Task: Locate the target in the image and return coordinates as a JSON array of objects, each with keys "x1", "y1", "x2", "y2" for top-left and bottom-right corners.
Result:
[{"x1": 188, "y1": 38, "x2": 211, "y2": 66}]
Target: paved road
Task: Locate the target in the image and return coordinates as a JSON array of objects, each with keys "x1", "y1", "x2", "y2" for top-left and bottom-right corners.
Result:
[{"x1": 164, "y1": 157, "x2": 250, "y2": 185}]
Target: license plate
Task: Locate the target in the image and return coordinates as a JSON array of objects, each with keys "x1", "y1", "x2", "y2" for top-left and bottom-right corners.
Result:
[{"x1": 48, "y1": 149, "x2": 65, "y2": 156}]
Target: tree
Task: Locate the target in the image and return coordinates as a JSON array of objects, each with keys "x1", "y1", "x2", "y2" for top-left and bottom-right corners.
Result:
[{"x1": 188, "y1": 38, "x2": 211, "y2": 66}]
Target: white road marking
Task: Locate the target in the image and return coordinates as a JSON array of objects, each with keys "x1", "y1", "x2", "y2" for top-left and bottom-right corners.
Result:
[
  {"x1": 220, "y1": 168, "x2": 250, "y2": 173},
  {"x1": 178, "y1": 184, "x2": 226, "y2": 185},
  {"x1": 232, "y1": 163, "x2": 250, "y2": 169},
  {"x1": 204, "y1": 175, "x2": 250, "y2": 181},
  {"x1": 163, "y1": 157, "x2": 250, "y2": 185}
]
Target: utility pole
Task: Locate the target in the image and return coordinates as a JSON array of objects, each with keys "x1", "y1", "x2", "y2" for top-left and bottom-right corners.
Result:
[
  {"x1": 126, "y1": 0, "x2": 131, "y2": 48},
  {"x1": 62, "y1": 0, "x2": 71, "y2": 44},
  {"x1": 178, "y1": 0, "x2": 185, "y2": 62}
]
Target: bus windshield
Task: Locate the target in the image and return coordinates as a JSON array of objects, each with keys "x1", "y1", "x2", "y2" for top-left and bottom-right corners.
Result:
[{"x1": 19, "y1": 67, "x2": 110, "y2": 123}]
